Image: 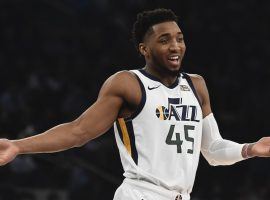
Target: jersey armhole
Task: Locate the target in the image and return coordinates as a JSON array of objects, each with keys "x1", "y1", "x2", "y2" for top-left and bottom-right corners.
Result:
[
  {"x1": 125, "y1": 72, "x2": 146, "y2": 121},
  {"x1": 182, "y1": 73, "x2": 202, "y2": 109}
]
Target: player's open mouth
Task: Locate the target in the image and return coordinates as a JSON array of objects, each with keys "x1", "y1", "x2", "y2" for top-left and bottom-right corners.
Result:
[{"x1": 168, "y1": 55, "x2": 180, "y2": 65}]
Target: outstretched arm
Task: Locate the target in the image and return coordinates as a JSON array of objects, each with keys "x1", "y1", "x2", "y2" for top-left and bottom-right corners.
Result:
[
  {"x1": 0, "y1": 71, "x2": 138, "y2": 166},
  {"x1": 190, "y1": 74, "x2": 270, "y2": 166}
]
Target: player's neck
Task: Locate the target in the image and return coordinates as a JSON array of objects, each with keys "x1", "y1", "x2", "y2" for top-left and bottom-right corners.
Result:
[{"x1": 144, "y1": 65, "x2": 178, "y2": 87}]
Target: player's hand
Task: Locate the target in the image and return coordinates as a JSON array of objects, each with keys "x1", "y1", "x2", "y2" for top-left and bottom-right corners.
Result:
[
  {"x1": 0, "y1": 139, "x2": 20, "y2": 166},
  {"x1": 250, "y1": 137, "x2": 270, "y2": 157}
]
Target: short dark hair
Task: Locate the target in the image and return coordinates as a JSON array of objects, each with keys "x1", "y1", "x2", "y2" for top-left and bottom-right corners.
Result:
[{"x1": 131, "y1": 8, "x2": 178, "y2": 50}]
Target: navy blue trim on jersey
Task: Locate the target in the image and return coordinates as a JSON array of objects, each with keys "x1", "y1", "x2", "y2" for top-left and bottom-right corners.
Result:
[
  {"x1": 182, "y1": 73, "x2": 202, "y2": 108},
  {"x1": 139, "y1": 69, "x2": 179, "y2": 89},
  {"x1": 125, "y1": 120, "x2": 138, "y2": 165},
  {"x1": 126, "y1": 73, "x2": 146, "y2": 120},
  {"x1": 115, "y1": 119, "x2": 138, "y2": 165},
  {"x1": 116, "y1": 120, "x2": 124, "y2": 142}
]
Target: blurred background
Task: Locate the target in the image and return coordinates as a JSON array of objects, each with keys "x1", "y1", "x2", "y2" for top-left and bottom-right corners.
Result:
[{"x1": 0, "y1": 0, "x2": 270, "y2": 199}]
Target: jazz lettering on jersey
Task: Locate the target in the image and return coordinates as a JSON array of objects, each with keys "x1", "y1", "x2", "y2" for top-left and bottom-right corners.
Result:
[{"x1": 155, "y1": 98, "x2": 200, "y2": 122}]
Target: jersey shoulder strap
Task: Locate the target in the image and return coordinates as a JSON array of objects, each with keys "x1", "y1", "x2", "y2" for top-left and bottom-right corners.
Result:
[{"x1": 181, "y1": 73, "x2": 202, "y2": 108}]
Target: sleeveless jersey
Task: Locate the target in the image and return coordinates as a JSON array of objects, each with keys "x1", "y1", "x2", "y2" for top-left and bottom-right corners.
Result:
[{"x1": 114, "y1": 69, "x2": 203, "y2": 197}]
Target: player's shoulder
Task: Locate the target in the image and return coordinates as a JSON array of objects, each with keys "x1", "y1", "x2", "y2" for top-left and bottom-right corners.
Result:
[
  {"x1": 184, "y1": 73, "x2": 208, "y2": 100},
  {"x1": 100, "y1": 70, "x2": 141, "y2": 104},
  {"x1": 109, "y1": 70, "x2": 137, "y2": 82},
  {"x1": 184, "y1": 73, "x2": 205, "y2": 83},
  {"x1": 101, "y1": 70, "x2": 139, "y2": 94},
  {"x1": 184, "y1": 73, "x2": 207, "y2": 88}
]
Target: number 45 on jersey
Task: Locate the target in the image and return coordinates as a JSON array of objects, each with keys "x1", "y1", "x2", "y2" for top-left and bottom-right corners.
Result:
[{"x1": 166, "y1": 125, "x2": 195, "y2": 154}]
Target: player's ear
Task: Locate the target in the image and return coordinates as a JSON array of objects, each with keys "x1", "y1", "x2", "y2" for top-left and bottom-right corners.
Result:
[{"x1": 139, "y1": 43, "x2": 148, "y2": 57}]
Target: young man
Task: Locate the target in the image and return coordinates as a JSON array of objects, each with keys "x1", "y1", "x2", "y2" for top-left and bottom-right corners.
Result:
[{"x1": 0, "y1": 8, "x2": 270, "y2": 200}]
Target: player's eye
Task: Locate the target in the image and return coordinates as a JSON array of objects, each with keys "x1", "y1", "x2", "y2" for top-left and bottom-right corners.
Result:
[
  {"x1": 177, "y1": 37, "x2": 184, "y2": 43},
  {"x1": 159, "y1": 38, "x2": 168, "y2": 44}
]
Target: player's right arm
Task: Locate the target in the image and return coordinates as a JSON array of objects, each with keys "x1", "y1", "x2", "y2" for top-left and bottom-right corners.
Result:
[
  {"x1": 190, "y1": 74, "x2": 245, "y2": 166},
  {"x1": 191, "y1": 74, "x2": 270, "y2": 165},
  {"x1": 0, "y1": 71, "x2": 139, "y2": 166}
]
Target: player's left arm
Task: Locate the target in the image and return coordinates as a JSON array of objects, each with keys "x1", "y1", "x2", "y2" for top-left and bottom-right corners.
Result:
[{"x1": 190, "y1": 74, "x2": 270, "y2": 166}]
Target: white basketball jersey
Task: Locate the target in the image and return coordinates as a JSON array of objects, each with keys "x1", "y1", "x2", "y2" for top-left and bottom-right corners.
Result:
[{"x1": 114, "y1": 69, "x2": 203, "y2": 197}]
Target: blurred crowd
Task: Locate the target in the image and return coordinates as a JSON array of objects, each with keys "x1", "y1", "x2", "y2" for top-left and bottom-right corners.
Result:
[{"x1": 0, "y1": 0, "x2": 270, "y2": 199}]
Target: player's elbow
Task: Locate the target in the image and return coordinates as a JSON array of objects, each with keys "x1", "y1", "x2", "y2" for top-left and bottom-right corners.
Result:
[
  {"x1": 201, "y1": 149, "x2": 238, "y2": 166},
  {"x1": 202, "y1": 153, "x2": 221, "y2": 166},
  {"x1": 209, "y1": 160, "x2": 237, "y2": 166},
  {"x1": 205, "y1": 157, "x2": 235, "y2": 166},
  {"x1": 206, "y1": 159, "x2": 225, "y2": 167},
  {"x1": 69, "y1": 120, "x2": 90, "y2": 148}
]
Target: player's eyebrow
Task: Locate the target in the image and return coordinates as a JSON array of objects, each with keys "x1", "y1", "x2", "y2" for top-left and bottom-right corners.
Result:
[{"x1": 158, "y1": 32, "x2": 183, "y2": 38}]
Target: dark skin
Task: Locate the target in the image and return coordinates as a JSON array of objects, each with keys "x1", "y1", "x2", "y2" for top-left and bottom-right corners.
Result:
[
  {"x1": 120, "y1": 21, "x2": 211, "y2": 118},
  {"x1": 0, "y1": 21, "x2": 270, "y2": 166}
]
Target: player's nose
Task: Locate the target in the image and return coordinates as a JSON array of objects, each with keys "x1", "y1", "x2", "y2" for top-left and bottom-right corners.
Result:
[{"x1": 169, "y1": 40, "x2": 181, "y2": 52}]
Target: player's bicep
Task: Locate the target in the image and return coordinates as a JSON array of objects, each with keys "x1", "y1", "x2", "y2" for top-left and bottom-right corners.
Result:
[
  {"x1": 72, "y1": 73, "x2": 126, "y2": 142},
  {"x1": 75, "y1": 95, "x2": 122, "y2": 137}
]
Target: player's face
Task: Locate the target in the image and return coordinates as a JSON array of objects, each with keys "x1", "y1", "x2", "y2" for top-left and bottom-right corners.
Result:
[{"x1": 143, "y1": 21, "x2": 186, "y2": 76}]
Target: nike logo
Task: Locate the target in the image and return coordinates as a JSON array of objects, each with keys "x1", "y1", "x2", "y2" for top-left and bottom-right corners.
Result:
[{"x1": 148, "y1": 85, "x2": 160, "y2": 90}]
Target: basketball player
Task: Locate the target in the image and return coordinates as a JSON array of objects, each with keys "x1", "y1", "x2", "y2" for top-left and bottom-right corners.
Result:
[{"x1": 0, "y1": 8, "x2": 270, "y2": 200}]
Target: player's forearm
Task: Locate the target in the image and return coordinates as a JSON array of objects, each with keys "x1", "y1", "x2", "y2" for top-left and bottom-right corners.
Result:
[
  {"x1": 12, "y1": 121, "x2": 85, "y2": 154},
  {"x1": 201, "y1": 113, "x2": 245, "y2": 166},
  {"x1": 201, "y1": 139, "x2": 245, "y2": 166}
]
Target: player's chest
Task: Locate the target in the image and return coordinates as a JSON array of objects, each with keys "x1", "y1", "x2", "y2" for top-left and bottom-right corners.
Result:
[{"x1": 144, "y1": 87, "x2": 202, "y2": 123}]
